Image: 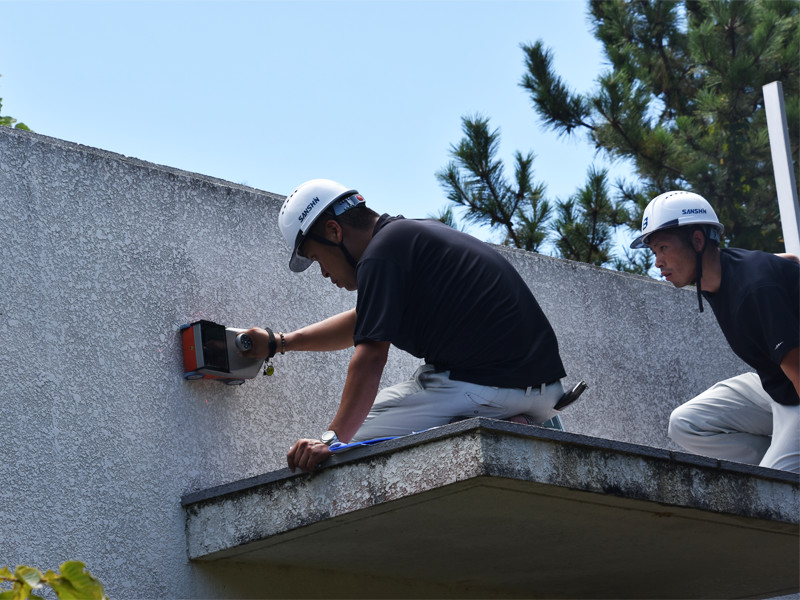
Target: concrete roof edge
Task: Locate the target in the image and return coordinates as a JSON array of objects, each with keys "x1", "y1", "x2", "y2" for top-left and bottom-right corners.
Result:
[{"x1": 181, "y1": 417, "x2": 799, "y2": 506}]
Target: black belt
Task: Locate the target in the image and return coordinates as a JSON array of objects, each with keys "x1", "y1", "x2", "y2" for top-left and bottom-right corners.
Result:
[
  {"x1": 523, "y1": 380, "x2": 561, "y2": 393},
  {"x1": 431, "y1": 365, "x2": 560, "y2": 390}
]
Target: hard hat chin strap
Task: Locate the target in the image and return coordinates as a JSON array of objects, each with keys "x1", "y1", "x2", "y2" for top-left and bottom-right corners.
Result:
[
  {"x1": 338, "y1": 240, "x2": 359, "y2": 269},
  {"x1": 695, "y1": 250, "x2": 704, "y2": 312},
  {"x1": 304, "y1": 233, "x2": 359, "y2": 270},
  {"x1": 693, "y1": 227, "x2": 708, "y2": 313}
]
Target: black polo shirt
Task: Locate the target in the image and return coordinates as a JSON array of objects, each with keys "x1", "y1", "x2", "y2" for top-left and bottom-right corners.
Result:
[
  {"x1": 703, "y1": 248, "x2": 800, "y2": 406},
  {"x1": 353, "y1": 215, "x2": 566, "y2": 389}
]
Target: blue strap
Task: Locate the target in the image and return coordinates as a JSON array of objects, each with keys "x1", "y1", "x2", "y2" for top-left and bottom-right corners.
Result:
[{"x1": 328, "y1": 436, "x2": 400, "y2": 453}]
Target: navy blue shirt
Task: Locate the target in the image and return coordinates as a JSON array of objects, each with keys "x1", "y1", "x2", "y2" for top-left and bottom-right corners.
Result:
[
  {"x1": 703, "y1": 248, "x2": 799, "y2": 406},
  {"x1": 353, "y1": 215, "x2": 566, "y2": 388}
]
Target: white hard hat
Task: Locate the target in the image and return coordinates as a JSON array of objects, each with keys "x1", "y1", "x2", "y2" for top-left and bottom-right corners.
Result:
[
  {"x1": 630, "y1": 190, "x2": 724, "y2": 249},
  {"x1": 278, "y1": 179, "x2": 364, "y2": 272}
]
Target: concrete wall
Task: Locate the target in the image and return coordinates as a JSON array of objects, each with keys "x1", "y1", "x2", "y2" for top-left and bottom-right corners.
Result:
[{"x1": 0, "y1": 127, "x2": 749, "y2": 599}]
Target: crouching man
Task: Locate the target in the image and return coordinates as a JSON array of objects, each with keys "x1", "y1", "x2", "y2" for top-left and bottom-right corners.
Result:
[
  {"x1": 631, "y1": 190, "x2": 799, "y2": 473},
  {"x1": 243, "y1": 179, "x2": 568, "y2": 473}
]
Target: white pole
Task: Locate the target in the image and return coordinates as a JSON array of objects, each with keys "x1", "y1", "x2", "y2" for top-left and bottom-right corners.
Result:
[{"x1": 762, "y1": 81, "x2": 800, "y2": 255}]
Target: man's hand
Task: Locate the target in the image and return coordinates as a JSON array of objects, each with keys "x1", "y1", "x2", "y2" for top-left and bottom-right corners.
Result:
[
  {"x1": 287, "y1": 438, "x2": 333, "y2": 473},
  {"x1": 239, "y1": 327, "x2": 274, "y2": 359}
]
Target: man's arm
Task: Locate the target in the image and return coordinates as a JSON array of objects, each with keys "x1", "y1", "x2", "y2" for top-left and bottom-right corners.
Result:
[
  {"x1": 243, "y1": 308, "x2": 357, "y2": 357},
  {"x1": 330, "y1": 340, "x2": 390, "y2": 442},
  {"x1": 781, "y1": 346, "x2": 800, "y2": 398},
  {"x1": 283, "y1": 309, "x2": 357, "y2": 352},
  {"x1": 775, "y1": 254, "x2": 799, "y2": 394},
  {"x1": 287, "y1": 339, "x2": 390, "y2": 473}
]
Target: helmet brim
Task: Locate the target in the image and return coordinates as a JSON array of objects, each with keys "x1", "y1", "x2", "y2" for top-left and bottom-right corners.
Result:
[
  {"x1": 289, "y1": 252, "x2": 312, "y2": 273},
  {"x1": 630, "y1": 234, "x2": 649, "y2": 249}
]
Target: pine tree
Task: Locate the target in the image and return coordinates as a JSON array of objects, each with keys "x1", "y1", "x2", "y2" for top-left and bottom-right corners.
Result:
[
  {"x1": 437, "y1": 115, "x2": 636, "y2": 270},
  {"x1": 436, "y1": 115, "x2": 552, "y2": 252},
  {"x1": 437, "y1": 0, "x2": 798, "y2": 272},
  {"x1": 552, "y1": 166, "x2": 629, "y2": 266},
  {"x1": 522, "y1": 0, "x2": 799, "y2": 252}
]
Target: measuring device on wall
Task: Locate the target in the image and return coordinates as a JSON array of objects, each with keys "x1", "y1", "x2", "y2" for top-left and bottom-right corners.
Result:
[{"x1": 180, "y1": 320, "x2": 264, "y2": 385}]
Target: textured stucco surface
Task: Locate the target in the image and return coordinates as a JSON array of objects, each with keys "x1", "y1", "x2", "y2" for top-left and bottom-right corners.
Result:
[{"x1": 0, "y1": 128, "x2": 752, "y2": 598}]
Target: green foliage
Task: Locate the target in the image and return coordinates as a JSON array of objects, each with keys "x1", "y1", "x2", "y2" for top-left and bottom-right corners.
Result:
[
  {"x1": 0, "y1": 74, "x2": 31, "y2": 131},
  {"x1": 436, "y1": 115, "x2": 552, "y2": 252},
  {"x1": 0, "y1": 110, "x2": 30, "y2": 130},
  {"x1": 522, "y1": 0, "x2": 799, "y2": 252},
  {"x1": 430, "y1": 206, "x2": 468, "y2": 232},
  {"x1": 0, "y1": 562, "x2": 108, "y2": 600},
  {"x1": 612, "y1": 246, "x2": 656, "y2": 276},
  {"x1": 438, "y1": 0, "x2": 798, "y2": 272},
  {"x1": 437, "y1": 115, "x2": 631, "y2": 269},
  {"x1": 551, "y1": 166, "x2": 628, "y2": 266}
]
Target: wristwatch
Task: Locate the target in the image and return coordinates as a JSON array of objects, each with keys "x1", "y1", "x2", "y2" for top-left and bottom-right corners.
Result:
[{"x1": 321, "y1": 430, "x2": 340, "y2": 446}]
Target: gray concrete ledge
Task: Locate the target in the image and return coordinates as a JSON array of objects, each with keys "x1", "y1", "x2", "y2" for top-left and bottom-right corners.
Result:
[{"x1": 183, "y1": 419, "x2": 799, "y2": 599}]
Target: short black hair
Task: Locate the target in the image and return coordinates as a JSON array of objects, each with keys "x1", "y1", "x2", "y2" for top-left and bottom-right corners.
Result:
[
  {"x1": 659, "y1": 225, "x2": 720, "y2": 249},
  {"x1": 310, "y1": 203, "x2": 379, "y2": 235}
]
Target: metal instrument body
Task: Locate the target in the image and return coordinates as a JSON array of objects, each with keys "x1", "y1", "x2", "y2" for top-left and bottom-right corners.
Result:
[{"x1": 180, "y1": 320, "x2": 264, "y2": 385}]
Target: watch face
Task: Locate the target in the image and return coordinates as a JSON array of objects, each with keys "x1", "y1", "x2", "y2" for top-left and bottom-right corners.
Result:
[{"x1": 321, "y1": 430, "x2": 337, "y2": 445}]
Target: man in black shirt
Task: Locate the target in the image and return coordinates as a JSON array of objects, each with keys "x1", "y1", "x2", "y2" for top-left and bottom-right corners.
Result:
[
  {"x1": 631, "y1": 191, "x2": 799, "y2": 473},
  {"x1": 243, "y1": 179, "x2": 567, "y2": 473}
]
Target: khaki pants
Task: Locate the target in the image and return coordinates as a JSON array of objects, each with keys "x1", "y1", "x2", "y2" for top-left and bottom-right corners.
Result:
[
  {"x1": 668, "y1": 372, "x2": 800, "y2": 473},
  {"x1": 352, "y1": 364, "x2": 564, "y2": 443}
]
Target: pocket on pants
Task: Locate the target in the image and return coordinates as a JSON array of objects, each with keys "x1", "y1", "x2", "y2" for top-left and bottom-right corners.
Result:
[{"x1": 465, "y1": 388, "x2": 504, "y2": 409}]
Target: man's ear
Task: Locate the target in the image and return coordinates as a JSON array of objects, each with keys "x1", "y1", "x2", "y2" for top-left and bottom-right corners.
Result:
[
  {"x1": 691, "y1": 229, "x2": 706, "y2": 253},
  {"x1": 323, "y1": 219, "x2": 343, "y2": 243}
]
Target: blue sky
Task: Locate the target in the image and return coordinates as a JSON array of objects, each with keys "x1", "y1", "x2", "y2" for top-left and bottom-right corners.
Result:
[{"x1": 1, "y1": 0, "x2": 631, "y2": 246}]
